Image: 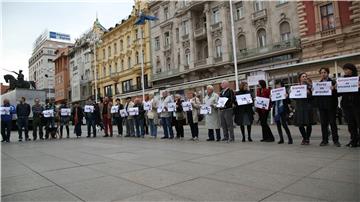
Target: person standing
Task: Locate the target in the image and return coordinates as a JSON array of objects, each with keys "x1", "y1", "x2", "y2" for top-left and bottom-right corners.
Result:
[
  {"x1": 186, "y1": 92, "x2": 201, "y2": 141},
  {"x1": 147, "y1": 94, "x2": 158, "y2": 138},
  {"x1": 44, "y1": 99, "x2": 56, "y2": 139},
  {"x1": 160, "y1": 91, "x2": 174, "y2": 139},
  {"x1": 16, "y1": 97, "x2": 31, "y2": 141},
  {"x1": 294, "y1": 73, "x2": 315, "y2": 145},
  {"x1": 272, "y1": 81, "x2": 293, "y2": 144},
  {"x1": 99, "y1": 97, "x2": 113, "y2": 137},
  {"x1": 219, "y1": 80, "x2": 236, "y2": 142},
  {"x1": 204, "y1": 85, "x2": 221, "y2": 141},
  {"x1": 234, "y1": 82, "x2": 254, "y2": 142},
  {"x1": 174, "y1": 94, "x2": 186, "y2": 139},
  {"x1": 113, "y1": 98, "x2": 124, "y2": 137},
  {"x1": 1, "y1": 99, "x2": 16, "y2": 142},
  {"x1": 257, "y1": 80, "x2": 275, "y2": 142},
  {"x1": 72, "y1": 102, "x2": 83, "y2": 137},
  {"x1": 84, "y1": 97, "x2": 97, "y2": 138},
  {"x1": 133, "y1": 98, "x2": 145, "y2": 138},
  {"x1": 340, "y1": 63, "x2": 360, "y2": 148},
  {"x1": 58, "y1": 101, "x2": 70, "y2": 138},
  {"x1": 316, "y1": 67, "x2": 340, "y2": 147},
  {"x1": 124, "y1": 97, "x2": 135, "y2": 137},
  {"x1": 31, "y1": 98, "x2": 44, "y2": 140}
]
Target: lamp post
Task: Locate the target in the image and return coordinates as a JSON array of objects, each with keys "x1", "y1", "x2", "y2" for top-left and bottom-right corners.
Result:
[
  {"x1": 229, "y1": 0, "x2": 239, "y2": 91},
  {"x1": 44, "y1": 74, "x2": 50, "y2": 101}
]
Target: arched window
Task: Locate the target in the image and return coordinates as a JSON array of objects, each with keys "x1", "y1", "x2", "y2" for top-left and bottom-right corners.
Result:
[
  {"x1": 120, "y1": 40, "x2": 123, "y2": 51},
  {"x1": 257, "y1": 29, "x2": 266, "y2": 48},
  {"x1": 238, "y1": 35, "x2": 246, "y2": 51},
  {"x1": 128, "y1": 57, "x2": 131, "y2": 68},
  {"x1": 103, "y1": 66, "x2": 106, "y2": 77},
  {"x1": 280, "y1": 21, "x2": 291, "y2": 41},
  {"x1": 215, "y1": 39, "x2": 222, "y2": 58},
  {"x1": 121, "y1": 60, "x2": 124, "y2": 71},
  {"x1": 109, "y1": 65, "x2": 112, "y2": 75},
  {"x1": 185, "y1": 49, "x2": 190, "y2": 65},
  {"x1": 115, "y1": 62, "x2": 118, "y2": 72}
]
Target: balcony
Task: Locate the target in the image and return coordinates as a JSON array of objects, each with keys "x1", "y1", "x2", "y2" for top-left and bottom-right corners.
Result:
[
  {"x1": 163, "y1": 43, "x2": 171, "y2": 51},
  {"x1": 182, "y1": 34, "x2": 189, "y2": 41},
  {"x1": 152, "y1": 68, "x2": 180, "y2": 80},
  {"x1": 211, "y1": 22, "x2": 222, "y2": 31},
  {"x1": 194, "y1": 27, "x2": 206, "y2": 39},
  {"x1": 194, "y1": 59, "x2": 207, "y2": 66},
  {"x1": 214, "y1": 56, "x2": 223, "y2": 63},
  {"x1": 237, "y1": 37, "x2": 300, "y2": 60},
  {"x1": 122, "y1": 85, "x2": 151, "y2": 94},
  {"x1": 251, "y1": 9, "x2": 267, "y2": 24},
  {"x1": 320, "y1": 29, "x2": 336, "y2": 37}
]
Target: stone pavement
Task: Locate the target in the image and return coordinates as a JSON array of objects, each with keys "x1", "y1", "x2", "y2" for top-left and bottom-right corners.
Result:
[{"x1": 1, "y1": 124, "x2": 359, "y2": 201}]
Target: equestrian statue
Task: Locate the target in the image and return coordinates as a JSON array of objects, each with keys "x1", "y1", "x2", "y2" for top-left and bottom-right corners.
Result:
[{"x1": 4, "y1": 70, "x2": 36, "y2": 90}]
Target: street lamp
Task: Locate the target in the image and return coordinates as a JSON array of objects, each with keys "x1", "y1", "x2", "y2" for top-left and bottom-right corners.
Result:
[
  {"x1": 87, "y1": 34, "x2": 102, "y2": 103},
  {"x1": 44, "y1": 74, "x2": 50, "y2": 102}
]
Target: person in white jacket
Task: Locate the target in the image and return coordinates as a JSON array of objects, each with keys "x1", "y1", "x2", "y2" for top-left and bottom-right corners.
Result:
[{"x1": 204, "y1": 85, "x2": 221, "y2": 141}]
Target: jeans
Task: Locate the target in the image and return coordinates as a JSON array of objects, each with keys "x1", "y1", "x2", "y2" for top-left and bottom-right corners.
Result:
[
  {"x1": 148, "y1": 119, "x2": 157, "y2": 137},
  {"x1": 135, "y1": 118, "x2": 145, "y2": 137},
  {"x1": 114, "y1": 117, "x2": 123, "y2": 135},
  {"x1": 208, "y1": 129, "x2": 221, "y2": 140},
  {"x1": 1, "y1": 121, "x2": 12, "y2": 142},
  {"x1": 319, "y1": 108, "x2": 339, "y2": 143},
  {"x1": 103, "y1": 115, "x2": 113, "y2": 136},
  {"x1": 17, "y1": 116, "x2": 29, "y2": 140},
  {"x1": 32, "y1": 117, "x2": 43, "y2": 140},
  {"x1": 86, "y1": 118, "x2": 96, "y2": 137},
  {"x1": 190, "y1": 123, "x2": 199, "y2": 138},
  {"x1": 220, "y1": 108, "x2": 234, "y2": 140},
  {"x1": 60, "y1": 117, "x2": 70, "y2": 138},
  {"x1": 161, "y1": 117, "x2": 174, "y2": 138}
]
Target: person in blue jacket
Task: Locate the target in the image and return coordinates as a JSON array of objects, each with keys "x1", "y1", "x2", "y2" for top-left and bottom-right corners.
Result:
[{"x1": 1, "y1": 98, "x2": 16, "y2": 142}]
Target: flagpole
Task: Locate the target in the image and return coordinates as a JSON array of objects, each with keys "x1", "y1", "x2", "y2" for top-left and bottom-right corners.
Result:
[
  {"x1": 140, "y1": 25, "x2": 145, "y2": 102},
  {"x1": 229, "y1": 0, "x2": 239, "y2": 91}
]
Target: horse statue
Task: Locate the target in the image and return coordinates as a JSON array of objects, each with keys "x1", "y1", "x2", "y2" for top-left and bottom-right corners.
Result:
[{"x1": 4, "y1": 74, "x2": 36, "y2": 90}]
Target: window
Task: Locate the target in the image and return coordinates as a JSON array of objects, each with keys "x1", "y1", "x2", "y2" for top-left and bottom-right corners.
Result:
[
  {"x1": 115, "y1": 62, "x2": 118, "y2": 72},
  {"x1": 114, "y1": 43, "x2": 117, "y2": 54},
  {"x1": 320, "y1": 3, "x2": 335, "y2": 30},
  {"x1": 136, "y1": 52, "x2": 140, "y2": 64},
  {"x1": 122, "y1": 80, "x2": 132, "y2": 93},
  {"x1": 155, "y1": 37, "x2": 160, "y2": 50},
  {"x1": 121, "y1": 60, "x2": 124, "y2": 71},
  {"x1": 176, "y1": 28, "x2": 179, "y2": 42},
  {"x1": 257, "y1": 29, "x2": 266, "y2": 48},
  {"x1": 128, "y1": 57, "x2": 131, "y2": 68},
  {"x1": 164, "y1": 7, "x2": 169, "y2": 20},
  {"x1": 235, "y1": 2, "x2": 244, "y2": 20},
  {"x1": 136, "y1": 76, "x2": 141, "y2": 90},
  {"x1": 183, "y1": 21, "x2": 189, "y2": 35},
  {"x1": 120, "y1": 40, "x2": 124, "y2": 51},
  {"x1": 212, "y1": 9, "x2": 220, "y2": 24},
  {"x1": 238, "y1": 35, "x2": 246, "y2": 51},
  {"x1": 164, "y1": 32, "x2": 170, "y2": 47},
  {"x1": 127, "y1": 36, "x2": 130, "y2": 47},
  {"x1": 278, "y1": 0, "x2": 287, "y2": 5},
  {"x1": 185, "y1": 49, "x2": 190, "y2": 65},
  {"x1": 103, "y1": 49, "x2": 106, "y2": 58},
  {"x1": 215, "y1": 39, "x2": 222, "y2": 58},
  {"x1": 109, "y1": 65, "x2": 112, "y2": 75},
  {"x1": 115, "y1": 83, "x2": 119, "y2": 94},
  {"x1": 280, "y1": 21, "x2": 291, "y2": 41},
  {"x1": 103, "y1": 66, "x2": 106, "y2": 77},
  {"x1": 104, "y1": 85, "x2": 112, "y2": 96},
  {"x1": 254, "y1": 0, "x2": 264, "y2": 11},
  {"x1": 166, "y1": 57, "x2": 171, "y2": 70},
  {"x1": 108, "y1": 46, "x2": 111, "y2": 57},
  {"x1": 135, "y1": 29, "x2": 138, "y2": 39}
]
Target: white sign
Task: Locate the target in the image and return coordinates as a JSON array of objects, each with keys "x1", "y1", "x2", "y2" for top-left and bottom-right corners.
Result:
[
  {"x1": 289, "y1": 85, "x2": 307, "y2": 99},
  {"x1": 337, "y1": 77, "x2": 359, "y2": 93},
  {"x1": 111, "y1": 106, "x2": 119, "y2": 114},
  {"x1": 0, "y1": 107, "x2": 10, "y2": 115},
  {"x1": 167, "y1": 103, "x2": 176, "y2": 112},
  {"x1": 143, "y1": 102, "x2": 152, "y2": 111},
  {"x1": 200, "y1": 105, "x2": 211, "y2": 115},
  {"x1": 312, "y1": 81, "x2": 332, "y2": 96},
  {"x1": 60, "y1": 108, "x2": 71, "y2": 116},
  {"x1": 271, "y1": 87, "x2": 286, "y2": 101},
  {"x1": 181, "y1": 101, "x2": 193, "y2": 112},
  {"x1": 236, "y1": 94, "x2": 253, "y2": 105},
  {"x1": 84, "y1": 105, "x2": 94, "y2": 113},
  {"x1": 247, "y1": 74, "x2": 266, "y2": 86},
  {"x1": 120, "y1": 109, "x2": 128, "y2": 117},
  {"x1": 43, "y1": 109, "x2": 54, "y2": 118},
  {"x1": 254, "y1": 97, "x2": 270, "y2": 110},
  {"x1": 157, "y1": 104, "x2": 164, "y2": 113},
  {"x1": 216, "y1": 97, "x2": 229, "y2": 108},
  {"x1": 128, "y1": 107, "x2": 139, "y2": 116}
]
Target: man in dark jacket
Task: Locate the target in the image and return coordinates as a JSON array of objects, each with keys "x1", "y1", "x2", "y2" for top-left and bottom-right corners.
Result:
[
  {"x1": 1, "y1": 99, "x2": 16, "y2": 142},
  {"x1": 16, "y1": 97, "x2": 31, "y2": 141},
  {"x1": 112, "y1": 98, "x2": 124, "y2": 136},
  {"x1": 133, "y1": 98, "x2": 145, "y2": 138},
  {"x1": 32, "y1": 98, "x2": 44, "y2": 140},
  {"x1": 219, "y1": 80, "x2": 236, "y2": 142}
]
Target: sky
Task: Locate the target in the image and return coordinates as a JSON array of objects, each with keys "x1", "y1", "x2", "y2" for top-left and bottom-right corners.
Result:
[{"x1": 0, "y1": 0, "x2": 134, "y2": 83}]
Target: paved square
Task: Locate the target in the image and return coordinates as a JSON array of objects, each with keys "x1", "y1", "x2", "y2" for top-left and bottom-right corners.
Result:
[{"x1": 1, "y1": 125, "x2": 359, "y2": 201}]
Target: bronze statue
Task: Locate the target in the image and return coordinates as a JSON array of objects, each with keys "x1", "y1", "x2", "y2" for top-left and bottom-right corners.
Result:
[{"x1": 4, "y1": 70, "x2": 36, "y2": 90}]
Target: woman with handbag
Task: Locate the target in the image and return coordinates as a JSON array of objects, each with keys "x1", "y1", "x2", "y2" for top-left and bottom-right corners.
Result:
[
  {"x1": 147, "y1": 94, "x2": 159, "y2": 138},
  {"x1": 186, "y1": 92, "x2": 201, "y2": 141},
  {"x1": 174, "y1": 94, "x2": 186, "y2": 139}
]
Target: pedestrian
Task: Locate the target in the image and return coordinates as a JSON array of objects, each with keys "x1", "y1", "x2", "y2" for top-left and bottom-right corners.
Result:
[
  {"x1": 44, "y1": 99, "x2": 56, "y2": 139},
  {"x1": 294, "y1": 73, "x2": 315, "y2": 145},
  {"x1": 32, "y1": 98, "x2": 44, "y2": 140},
  {"x1": 272, "y1": 81, "x2": 293, "y2": 144},
  {"x1": 339, "y1": 63, "x2": 360, "y2": 148},
  {"x1": 186, "y1": 92, "x2": 201, "y2": 141},
  {"x1": 72, "y1": 102, "x2": 83, "y2": 137},
  {"x1": 84, "y1": 97, "x2": 97, "y2": 138},
  {"x1": 58, "y1": 101, "x2": 70, "y2": 139},
  {"x1": 1, "y1": 98, "x2": 16, "y2": 142},
  {"x1": 124, "y1": 97, "x2": 135, "y2": 137},
  {"x1": 160, "y1": 90, "x2": 174, "y2": 139},
  {"x1": 133, "y1": 98, "x2": 145, "y2": 138},
  {"x1": 146, "y1": 94, "x2": 159, "y2": 138},
  {"x1": 234, "y1": 82, "x2": 254, "y2": 142},
  {"x1": 316, "y1": 67, "x2": 340, "y2": 147},
  {"x1": 16, "y1": 97, "x2": 31, "y2": 141},
  {"x1": 204, "y1": 85, "x2": 221, "y2": 141},
  {"x1": 174, "y1": 94, "x2": 186, "y2": 139},
  {"x1": 257, "y1": 80, "x2": 275, "y2": 142},
  {"x1": 113, "y1": 98, "x2": 124, "y2": 137},
  {"x1": 219, "y1": 80, "x2": 236, "y2": 142},
  {"x1": 99, "y1": 97, "x2": 113, "y2": 137}
]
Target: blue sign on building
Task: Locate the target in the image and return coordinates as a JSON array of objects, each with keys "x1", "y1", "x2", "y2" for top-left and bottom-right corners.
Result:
[{"x1": 49, "y1": 31, "x2": 71, "y2": 41}]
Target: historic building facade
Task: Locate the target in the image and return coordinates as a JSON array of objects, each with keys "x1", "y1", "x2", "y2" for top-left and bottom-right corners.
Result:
[{"x1": 54, "y1": 47, "x2": 71, "y2": 104}]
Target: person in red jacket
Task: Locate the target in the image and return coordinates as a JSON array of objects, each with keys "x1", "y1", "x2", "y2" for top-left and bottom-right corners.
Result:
[{"x1": 256, "y1": 80, "x2": 274, "y2": 142}]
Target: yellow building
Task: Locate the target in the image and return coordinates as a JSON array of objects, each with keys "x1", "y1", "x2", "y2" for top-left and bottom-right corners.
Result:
[{"x1": 93, "y1": 0, "x2": 153, "y2": 101}]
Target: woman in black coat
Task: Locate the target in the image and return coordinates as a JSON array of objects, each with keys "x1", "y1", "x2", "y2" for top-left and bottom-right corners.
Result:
[
  {"x1": 340, "y1": 63, "x2": 360, "y2": 148},
  {"x1": 71, "y1": 102, "x2": 84, "y2": 137},
  {"x1": 234, "y1": 82, "x2": 254, "y2": 142}
]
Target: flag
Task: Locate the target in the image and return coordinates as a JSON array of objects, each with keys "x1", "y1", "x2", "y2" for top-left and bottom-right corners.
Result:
[{"x1": 135, "y1": 13, "x2": 158, "y2": 25}]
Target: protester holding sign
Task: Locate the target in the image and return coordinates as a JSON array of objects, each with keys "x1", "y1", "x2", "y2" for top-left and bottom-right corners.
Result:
[
  {"x1": 293, "y1": 73, "x2": 314, "y2": 145},
  {"x1": 84, "y1": 97, "x2": 98, "y2": 138},
  {"x1": 1, "y1": 99, "x2": 16, "y2": 142},
  {"x1": 174, "y1": 94, "x2": 186, "y2": 139},
  {"x1": 204, "y1": 85, "x2": 221, "y2": 141},
  {"x1": 99, "y1": 97, "x2": 113, "y2": 137},
  {"x1": 133, "y1": 98, "x2": 145, "y2": 138},
  {"x1": 146, "y1": 94, "x2": 159, "y2": 138},
  {"x1": 186, "y1": 92, "x2": 201, "y2": 141},
  {"x1": 123, "y1": 97, "x2": 135, "y2": 137},
  {"x1": 16, "y1": 97, "x2": 31, "y2": 141},
  {"x1": 72, "y1": 102, "x2": 83, "y2": 137},
  {"x1": 59, "y1": 101, "x2": 71, "y2": 139},
  {"x1": 160, "y1": 91, "x2": 174, "y2": 139},
  {"x1": 44, "y1": 99, "x2": 56, "y2": 139},
  {"x1": 256, "y1": 80, "x2": 274, "y2": 142},
  {"x1": 272, "y1": 81, "x2": 293, "y2": 144},
  {"x1": 113, "y1": 98, "x2": 124, "y2": 137},
  {"x1": 340, "y1": 63, "x2": 360, "y2": 148},
  {"x1": 315, "y1": 68, "x2": 340, "y2": 147},
  {"x1": 219, "y1": 80, "x2": 236, "y2": 142},
  {"x1": 31, "y1": 98, "x2": 44, "y2": 141},
  {"x1": 234, "y1": 82, "x2": 254, "y2": 142}
]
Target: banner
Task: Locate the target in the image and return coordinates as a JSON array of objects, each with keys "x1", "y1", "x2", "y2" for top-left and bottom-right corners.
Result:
[
  {"x1": 271, "y1": 87, "x2": 286, "y2": 101},
  {"x1": 254, "y1": 97, "x2": 270, "y2": 110},
  {"x1": 84, "y1": 105, "x2": 94, "y2": 113},
  {"x1": 200, "y1": 105, "x2": 211, "y2": 115},
  {"x1": 43, "y1": 109, "x2": 54, "y2": 118},
  {"x1": 60, "y1": 108, "x2": 71, "y2": 116},
  {"x1": 111, "y1": 106, "x2": 119, "y2": 114},
  {"x1": 289, "y1": 85, "x2": 307, "y2": 99},
  {"x1": 128, "y1": 107, "x2": 139, "y2": 116},
  {"x1": 143, "y1": 102, "x2": 152, "y2": 111},
  {"x1": 181, "y1": 101, "x2": 192, "y2": 112},
  {"x1": 119, "y1": 109, "x2": 128, "y2": 117},
  {"x1": 0, "y1": 107, "x2": 10, "y2": 115},
  {"x1": 167, "y1": 103, "x2": 176, "y2": 112},
  {"x1": 216, "y1": 97, "x2": 228, "y2": 108},
  {"x1": 236, "y1": 94, "x2": 253, "y2": 105},
  {"x1": 337, "y1": 77, "x2": 359, "y2": 93},
  {"x1": 312, "y1": 81, "x2": 332, "y2": 96},
  {"x1": 157, "y1": 104, "x2": 164, "y2": 113}
]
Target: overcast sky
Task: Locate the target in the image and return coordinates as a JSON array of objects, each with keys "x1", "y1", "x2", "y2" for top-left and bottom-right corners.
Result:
[{"x1": 0, "y1": 0, "x2": 134, "y2": 83}]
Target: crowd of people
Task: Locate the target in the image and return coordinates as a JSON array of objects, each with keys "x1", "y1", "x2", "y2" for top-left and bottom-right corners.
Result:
[{"x1": 1, "y1": 63, "x2": 359, "y2": 148}]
